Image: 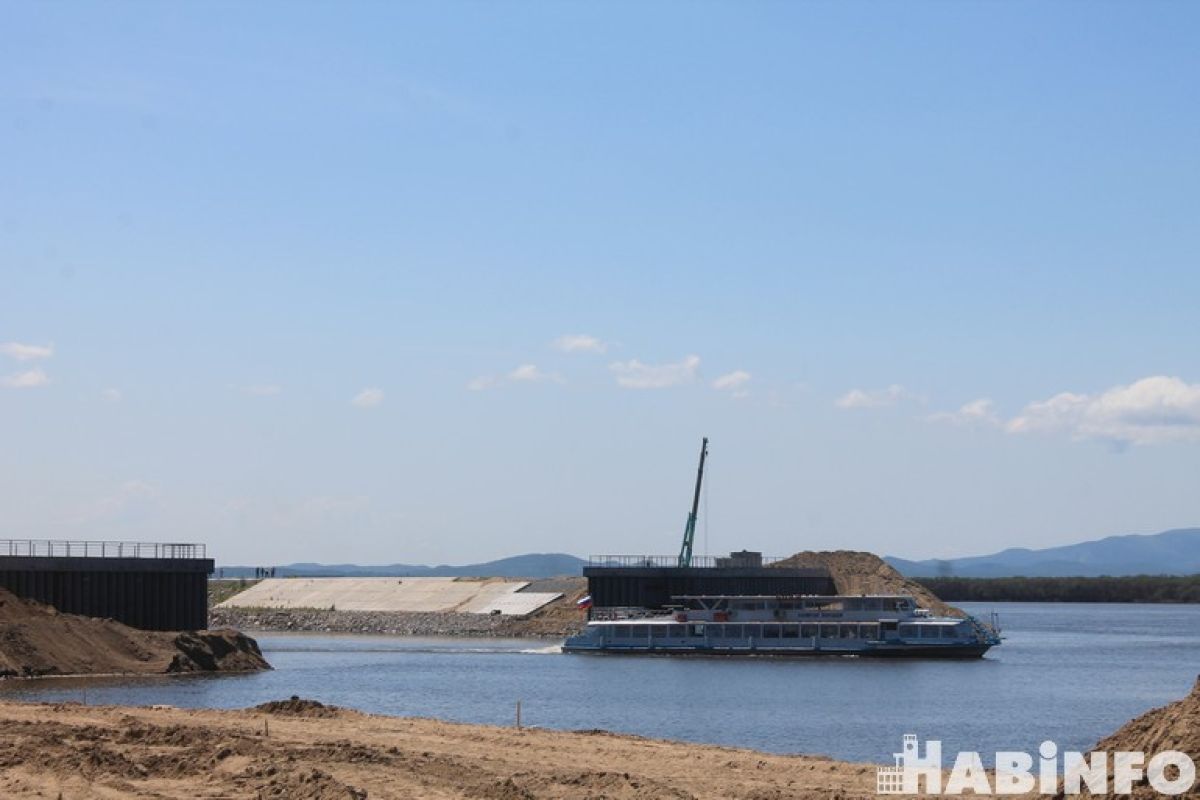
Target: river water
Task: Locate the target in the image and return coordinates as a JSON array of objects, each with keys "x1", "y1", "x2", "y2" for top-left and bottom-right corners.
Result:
[{"x1": 2, "y1": 602, "x2": 1196, "y2": 764}]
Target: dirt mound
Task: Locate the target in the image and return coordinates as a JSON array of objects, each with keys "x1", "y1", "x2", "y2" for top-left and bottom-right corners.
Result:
[
  {"x1": 773, "y1": 551, "x2": 964, "y2": 618},
  {"x1": 255, "y1": 696, "x2": 342, "y2": 718},
  {"x1": 1096, "y1": 675, "x2": 1200, "y2": 758},
  {"x1": 0, "y1": 587, "x2": 269, "y2": 678},
  {"x1": 1062, "y1": 677, "x2": 1200, "y2": 798}
]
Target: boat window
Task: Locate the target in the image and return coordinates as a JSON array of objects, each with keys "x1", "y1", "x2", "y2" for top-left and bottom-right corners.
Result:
[
  {"x1": 820, "y1": 624, "x2": 838, "y2": 638},
  {"x1": 899, "y1": 625, "x2": 918, "y2": 638},
  {"x1": 689, "y1": 624, "x2": 705, "y2": 637},
  {"x1": 860, "y1": 624, "x2": 878, "y2": 639},
  {"x1": 652, "y1": 626, "x2": 667, "y2": 638},
  {"x1": 614, "y1": 626, "x2": 631, "y2": 638},
  {"x1": 920, "y1": 626, "x2": 939, "y2": 638},
  {"x1": 669, "y1": 625, "x2": 686, "y2": 637},
  {"x1": 839, "y1": 625, "x2": 855, "y2": 639},
  {"x1": 800, "y1": 624, "x2": 817, "y2": 638},
  {"x1": 782, "y1": 624, "x2": 800, "y2": 638},
  {"x1": 707, "y1": 624, "x2": 723, "y2": 638},
  {"x1": 763, "y1": 625, "x2": 781, "y2": 639},
  {"x1": 940, "y1": 626, "x2": 957, "y2": 638}
]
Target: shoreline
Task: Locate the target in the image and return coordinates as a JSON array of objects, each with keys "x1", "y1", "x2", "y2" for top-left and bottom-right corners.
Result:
[
  {"x1": 0, "y1": 697, "x2": 883, "y2": 799},
  {"x1": 209, "y1": 605, "x2": 586, "y2": 638}
]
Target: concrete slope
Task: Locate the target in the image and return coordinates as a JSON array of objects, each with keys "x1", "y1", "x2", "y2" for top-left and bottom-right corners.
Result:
[{"x1": 217, "y1": 576, "x2": 561, "y2": 616}]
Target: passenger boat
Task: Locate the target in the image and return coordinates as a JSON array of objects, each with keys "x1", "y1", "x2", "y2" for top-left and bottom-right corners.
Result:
[{"x1": 562, "y1": 593, "x2": 1001, "y2": 658}]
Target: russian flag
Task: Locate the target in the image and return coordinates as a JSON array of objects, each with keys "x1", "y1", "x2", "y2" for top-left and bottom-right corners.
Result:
[{"x1": 576, "y1": 594, "x2": 593, "y2": 610}]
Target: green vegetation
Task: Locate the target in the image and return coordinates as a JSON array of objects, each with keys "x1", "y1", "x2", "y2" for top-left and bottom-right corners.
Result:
[
  {"x1": 208, "y1": 578, "x2": 260, "y2": 607},
  {"x1": 916, "y1": 575, "x2": 1200, "y2": 604}
]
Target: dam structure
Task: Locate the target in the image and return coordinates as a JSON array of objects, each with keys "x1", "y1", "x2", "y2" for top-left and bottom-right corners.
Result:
[
  {"x1": 217, "y1": 576, "x2": 564, "y2": 616},
  {"x1": 0, "y1": 539, "x2": 213, "y2": 631}
]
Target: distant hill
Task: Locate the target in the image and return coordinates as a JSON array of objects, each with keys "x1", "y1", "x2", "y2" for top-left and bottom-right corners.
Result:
[
  {"x1": 887, "y1": 528, "x2": 1200, "y2": 577},
  {"x1": 216, "y1": 552, "x2": 587, "y2": 579}
]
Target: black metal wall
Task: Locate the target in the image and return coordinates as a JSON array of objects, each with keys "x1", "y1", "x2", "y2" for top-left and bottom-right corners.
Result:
[
  {"x1": 0, "y1": 556, "x2": 213, "y2": 631},
  {"x1": 583, "y1": 566, "x2": 836, "y2": 609}
]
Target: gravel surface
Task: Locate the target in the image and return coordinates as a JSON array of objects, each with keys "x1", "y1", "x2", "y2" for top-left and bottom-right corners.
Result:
[{"x1": 209, "y1": 604, "x2": 585, "y2": 638}]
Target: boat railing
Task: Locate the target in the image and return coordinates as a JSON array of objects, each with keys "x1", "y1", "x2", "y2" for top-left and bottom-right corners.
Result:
[
  {"x1": 587, "y1": 554, "x2": 789, "y2": 568},
  {"x1": 0, "y1": 539, "x2": 207, "y2": 560},
  {"x1": 590, "y1": 606, "x2": 673, "y2": 621}
]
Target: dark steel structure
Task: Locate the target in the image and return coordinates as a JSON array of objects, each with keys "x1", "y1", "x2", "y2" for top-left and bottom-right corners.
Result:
[
  {"x1": 0, "y1": 540, "x2": 213, "y2": 631},
  {"x1": 584, "y1": 552, "x2": 835, "y2": 610}
]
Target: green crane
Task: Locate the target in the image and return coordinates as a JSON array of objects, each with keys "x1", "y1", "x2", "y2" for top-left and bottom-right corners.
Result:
[{"x1": 676, "y1": 437, "x2": 709, "y2": 568}]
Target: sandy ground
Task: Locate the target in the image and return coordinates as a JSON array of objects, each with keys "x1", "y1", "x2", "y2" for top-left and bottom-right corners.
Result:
[{"x1": 0, "y1": 698, "x2": 882, "y2": 799}]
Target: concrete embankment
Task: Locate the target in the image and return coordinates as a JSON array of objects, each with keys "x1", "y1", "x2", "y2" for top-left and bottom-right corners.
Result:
[
  {"x1": 218, "y1": 576, "x2": 564, "y2": 615},
  {"x1": 212, "y1": 576, "x2": 590, "y2": 638},
  {"x1": 0, "y1": 588, "x2": 269, "y2": 678}
]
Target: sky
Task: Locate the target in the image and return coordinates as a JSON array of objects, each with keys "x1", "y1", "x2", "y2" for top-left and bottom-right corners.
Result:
[{"x1": 2, "y1": 2, "x2": 1199, "y2": 566}]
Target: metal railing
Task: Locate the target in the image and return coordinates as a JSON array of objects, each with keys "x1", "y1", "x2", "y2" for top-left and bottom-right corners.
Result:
[
  {"x1": 587, "y1": 555, "x2": 788, "y2": 568},
  {"x1": 0, "y1": 539, "x2": 207, "y2": 560}
]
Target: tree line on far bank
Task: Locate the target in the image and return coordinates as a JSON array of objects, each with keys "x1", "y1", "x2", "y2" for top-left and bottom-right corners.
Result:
[{"x1": 914, "y1": 575, "x2": 1200, "y2": 604}]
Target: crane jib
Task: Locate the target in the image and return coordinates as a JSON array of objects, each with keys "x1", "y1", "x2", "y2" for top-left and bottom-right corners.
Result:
[{"x1": 677, "y1": 437, "x2": 709, "y2": 568}]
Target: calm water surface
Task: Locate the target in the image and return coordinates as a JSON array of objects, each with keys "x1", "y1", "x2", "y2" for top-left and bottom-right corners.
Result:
[{"x1": 2, "y1": 603, "x2": 1196, "y2": 764}]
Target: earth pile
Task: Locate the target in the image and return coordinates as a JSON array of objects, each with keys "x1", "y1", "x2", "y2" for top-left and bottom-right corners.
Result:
[
  {"x1": 774, "y1": 550, "x2": 965, "y2": 617},
  {"x1": 0, "y1": 588, "x2": 269, "y2": 678}
]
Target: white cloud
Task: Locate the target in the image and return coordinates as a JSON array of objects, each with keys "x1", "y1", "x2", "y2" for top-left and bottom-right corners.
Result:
[
  {"x1": 928, "y1": 398, "x2": 1001, "y2": 428},
  {"x1": 2, "y1": 368, "x2": 49, "y2": 389},
  {"x1": 101, "y1": 388, "x2": 123, "y2": 403},
  {"x1": 712, "y1": 370, "x2": 751, "y2": 394},
  {"x1": 609, "y1": 355, "x2": 700, "y2": 389},
  {"x1": 351, "y1": 387, "x2": 384, "y2": 408},
  {"x1": 1007, "y1": 375, "x2": 1200, "y2": 446},
  {"x1": 836, "y1": 384, "x2": 910, "y2": 409},
  {"x1": 508, "y1": 364, "x2": 556, "y2": 383},
  {"x1": 0, "y1": 342, "x2": 54, "y2": 361},
  {"x1": 467, "y1": 375, "x2": 498, "y2": 392},
  {"x1": 469, "y1": 364, "x2": 562, "y2": 390},
  {"x1": 552, "y1": 334, "x2": 608, "y2": 354},
  {"x1": 243, "y1": 384, "x2": 282, "y2": 396}
]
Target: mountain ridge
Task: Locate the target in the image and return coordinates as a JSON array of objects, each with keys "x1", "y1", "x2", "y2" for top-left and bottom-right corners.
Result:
[
  {"x1": 886, "y1": 528, "x2": 1200, "y2": 577},
  {"x1": 217, "y1": 552, "x2": 587, "y2": 579},
  {"x1": 216, "y1": 528, "x2": 1200, "y2": 580}
]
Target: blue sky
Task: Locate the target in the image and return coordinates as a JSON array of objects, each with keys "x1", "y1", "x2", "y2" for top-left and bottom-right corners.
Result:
[{"x1": 3, "y1": 2, "x2": 1199, "y2": 565}]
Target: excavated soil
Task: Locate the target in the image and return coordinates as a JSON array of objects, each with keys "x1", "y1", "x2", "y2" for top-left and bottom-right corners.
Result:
[
  {"x1": 0, "y1": 588, "x2": 269, "y2": 678},
  {"x1": 255, "y1": 696, "x2": 342, "y2": 718},
  {"x1": 0, "y1": 699, "x2": 882, "y2": 799},
  {"x1": 773, "y1": 550, "x2": 965, "y2": 618},
  {"x1": 1082, "y1": 675, "x2": 1200, "y2": 798}
]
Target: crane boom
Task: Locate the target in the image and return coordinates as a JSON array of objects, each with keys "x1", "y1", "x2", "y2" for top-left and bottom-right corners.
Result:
[{"x1": 677, "y1": 437, "x2": 709, "y2": 568}]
